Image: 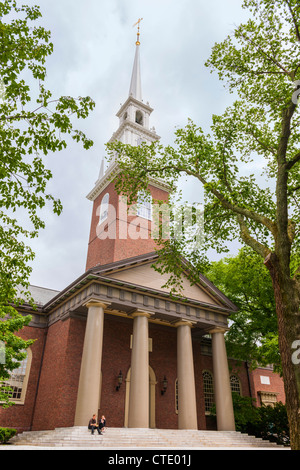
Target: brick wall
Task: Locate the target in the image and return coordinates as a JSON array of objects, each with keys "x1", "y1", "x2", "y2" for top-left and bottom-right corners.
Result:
[
  {"x1": 30, "y1": 317, "x2": 85, "y2": 430},
  {"x1": 0, "y1": 313, "x2": 285, "y2": 433},
  {"x1": 85, "y1": 182, "x2": 170, "y2": 270},
  {"x1": 100, "y1": 315, "x2": 132, "y2": 427},
  {"x1": 250, "y1": 367, "x2": 285, "y2": 406}
]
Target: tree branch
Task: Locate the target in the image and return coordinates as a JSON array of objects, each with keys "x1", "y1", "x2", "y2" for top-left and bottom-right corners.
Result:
[
  {"x1": 237, "y1": 30, "x2": 293, "y2": 78},
  {"x1": 287, "y1": 219, "x2": 297, "y2": 244},
  {"x1": 284, "y1": 0, "x2": 300, "y2": 43},
  {"x1": 286, "y1": 150, "x2": 300, "y2": 170},
  {"x1": 245, "y1": 127, "x2": 277, "y2": 156},
  {"x1": 236, "y1": 214, "x2": 271, "y2": 258},
  {"x1": 288, "y1": 184, "x2": 300, "y2": 194},
  {"x1": 137, "y1": 162, "x2": 278, "y2": 237},
  {"x1": 188, "y1": 169, "x2": 278, "y2": 236},
  {"x1": 220, "y1": 137, "x2": 233, "y2": 193},
  {"x1": 293, "y1": 265, "x2": 300, "y2": 281}
]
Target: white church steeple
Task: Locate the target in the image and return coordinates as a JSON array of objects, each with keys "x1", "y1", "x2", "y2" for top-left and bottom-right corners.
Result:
[
  {"x1": 129, "y1": 17, "x2": 143, "y2": 101},
  {"x1": 129, "y1": 42, "x2": 142, "y2": 101},
  {"x1": 87, "y1": 23, "x2": 162, "y2": 202},
  {"x1": 109, "y1": 22, "x2": 160, "y2": 149}
]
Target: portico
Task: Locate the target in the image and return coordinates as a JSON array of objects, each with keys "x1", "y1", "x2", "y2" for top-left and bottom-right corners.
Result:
[{"x1": 46, "y1": 252, "x2": 237, "y2": 431}]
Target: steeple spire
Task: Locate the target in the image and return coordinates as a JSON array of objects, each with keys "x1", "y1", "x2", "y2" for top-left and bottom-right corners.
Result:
[
  {"x1": 133, "y1": 17, "x2": 143, "y2": 46},
  {"x1": 129, "y1": 19, "x2": 143, "y2": 101},
  {"x1": 129, "y1": 44, "x2": 142, "y2": 101}
]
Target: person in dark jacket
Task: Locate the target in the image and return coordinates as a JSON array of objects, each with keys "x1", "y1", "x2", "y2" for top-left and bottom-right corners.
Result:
[
  {"x1": 88, "y1": 414, "x2": 102, "y2": 435},
  {"x1": 99, "y1": 415, "x2": 106, "y2": 433}
]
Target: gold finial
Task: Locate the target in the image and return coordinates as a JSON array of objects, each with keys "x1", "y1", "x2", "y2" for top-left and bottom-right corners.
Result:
[{"x1": 133, "y1": 18, "x2": 143, "y2": 45}]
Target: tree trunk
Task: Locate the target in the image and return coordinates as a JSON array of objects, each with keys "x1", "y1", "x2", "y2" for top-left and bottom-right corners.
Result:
[{"x1": 264, "y1": 252, "x2": 300, "y2": 450}]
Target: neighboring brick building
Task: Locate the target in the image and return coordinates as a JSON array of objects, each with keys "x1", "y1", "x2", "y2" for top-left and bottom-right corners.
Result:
[
  {"x1": 0, "y1": 34, "x2": 285, "y2": 434},
  {"x1": 249, "y1": 366, "x2": 285, "y2": 407}
]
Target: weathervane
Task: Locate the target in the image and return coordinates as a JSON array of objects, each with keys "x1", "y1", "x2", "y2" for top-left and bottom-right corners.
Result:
[{"x1": 133, "y1": 18, "x2": 143, "y2": 45}]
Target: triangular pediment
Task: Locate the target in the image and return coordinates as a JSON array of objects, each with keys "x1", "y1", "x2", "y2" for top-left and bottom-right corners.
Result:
[
  {"x1": 107, "y1": 262, "x2": 219, "y2": 305},
  {"x1": 96, "y1": 254, "x2": 236, "y2": 310}
]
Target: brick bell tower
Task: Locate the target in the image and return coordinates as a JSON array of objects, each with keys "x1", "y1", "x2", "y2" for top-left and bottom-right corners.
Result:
[{"x1": 86, "y1": 25, "x2": 170, "y2": 270}]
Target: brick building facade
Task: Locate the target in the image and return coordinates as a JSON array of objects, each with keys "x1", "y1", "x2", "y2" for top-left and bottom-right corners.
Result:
[
  {"x1": 0, "y1": 288, "x2": 285, "y2": 433},
  {"x1": 0, "y1": 35, "x2": 285, "y2": 434}
]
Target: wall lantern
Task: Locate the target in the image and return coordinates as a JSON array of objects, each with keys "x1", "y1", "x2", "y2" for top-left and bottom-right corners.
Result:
[
  {"x1": 161, "y1": 376, "x2": 168, "y2": 395},
  {"x1": 116, "y1": 370, "x2": 123, "y2": 391}
]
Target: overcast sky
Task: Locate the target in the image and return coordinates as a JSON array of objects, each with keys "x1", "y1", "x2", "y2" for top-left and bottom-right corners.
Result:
[{"x1": 21, "y1": 0, "x2": 250, "y2": 292}]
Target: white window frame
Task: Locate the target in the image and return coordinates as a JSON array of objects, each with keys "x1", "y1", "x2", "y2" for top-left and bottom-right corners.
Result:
[
  {"x1": 230, "y1": 374, "x2": 242, "y2": 395},
  {"x1": 137, "y1": 191, "x2": 152, "y2": 220},
  {"x1": 1, "y1": 349, "x2": 32, "y2": 405},
  {"x1": 202, "y1": 370, "x2": 215, "y2": 414}
]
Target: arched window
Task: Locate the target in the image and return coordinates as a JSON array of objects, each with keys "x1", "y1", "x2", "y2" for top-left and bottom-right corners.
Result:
[
  {"x1": 99, "y1": 193, "x2": 109, "y2": 225},
  {"x1": 202, "y1": 370, "x2": 215, "y2": 413},
  {"x1": 137, "y1": 191, "x2": 152, "y2": 220},
  {"x1": 2, "y1": 349, "x2": 32, "y2": 404},
  {"x1": 135, "y1": 110, "x2": 143, "y2": 126},
  {"x1": 230, "y1": 374, "x2": 242, "y2": 396}
]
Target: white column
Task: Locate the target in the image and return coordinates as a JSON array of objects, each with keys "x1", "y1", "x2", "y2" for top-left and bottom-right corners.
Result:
[
  {"x1": 128, "y1": 311, "x2": 151, "y2": 428},
  {"x1": 74, "y1": 300, "x2": 109, "y2": 426},
  {"x1": 175, "y1": 320, "x2": 198, "y2": 430},
  {"x1": 210, "y1": 327, "x2": 235, "y2": 431}
]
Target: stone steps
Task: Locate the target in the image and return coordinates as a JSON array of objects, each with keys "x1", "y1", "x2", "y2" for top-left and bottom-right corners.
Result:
[{"x1": 9, "y1": 427, "x2": 288, "y2": 449}]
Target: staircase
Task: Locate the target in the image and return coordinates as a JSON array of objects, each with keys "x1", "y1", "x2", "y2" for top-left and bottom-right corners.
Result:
[{"x1": 9, "y1": 427, "x2": 288, "y2": 449}]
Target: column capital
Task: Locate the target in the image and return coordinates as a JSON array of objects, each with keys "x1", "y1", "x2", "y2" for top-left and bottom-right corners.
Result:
[
  {"x1": 84, "y1": 299, "x2": 111, "y2": 309},
  {"x1": 207, "y1": 326, "x2": 229, "y2": 335},
  {"x1": 131, "y1": 310, "x2": 153, "y2": 319},
  {"x1": 174, "y1": 319, "x2": 196, "y2": 328}
]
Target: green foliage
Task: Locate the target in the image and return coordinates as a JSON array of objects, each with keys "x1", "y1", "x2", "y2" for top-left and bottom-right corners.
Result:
[
  {"x1": 239, "y1": 399, "x2": 290, "y2": 446},
  {"x1": 232, "y1": 396, "x2": 290, "y2": 446},
  {"x1": 0, "y1": 1, "x2": 95, "y2": 401},
  {"x1": 203, "y1": 247, "x2": 281, "y2": 371},
  {"x1": 210, "y1": 394, "x2": 290, "y2": 446},
  {"x1": 0, "y1": 0, "x2": 95, "y2": 304},
  {"x1": 256, "y1": 402, "x2": 290, "y2": 445},
  {"x1": 231, "y1": 394, "x2": 260, "y2": 432},
  {"x1": 0, "y1": 427, "x2": 17, "y2": 444},
  {"x1": 210, "y1": 394, "x2": 260, "y2": 432},
  {"x1": 0, "y1": 308, "x2": 34, "y2": 408}
]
